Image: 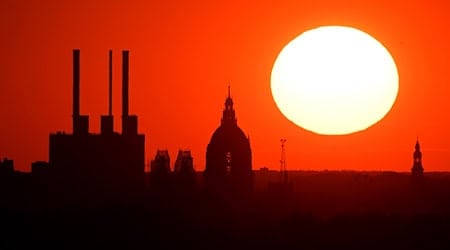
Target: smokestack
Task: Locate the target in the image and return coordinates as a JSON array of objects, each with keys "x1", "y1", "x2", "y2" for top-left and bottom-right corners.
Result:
[
  {"x1": 122, "y1": 50, "x2": 129, "y2": 118},
  {"x1": 70, "y1": 49, "x2": 89, "y2": 135},
  {"x1": 101, "y1": 50, "x2": 114, "y2": 135},
  {"x1": 109, "y1": 50, "x2": 113, "y2": 116},
  {"x1": 73, "y1": 49, "x2": 80, "y2": 133},
  {"x1": 121, "y1": 50, "x2": 138, "y2": 135}
]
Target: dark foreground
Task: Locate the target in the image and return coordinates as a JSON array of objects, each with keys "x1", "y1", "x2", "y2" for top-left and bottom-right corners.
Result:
[{"x1": 2, "y1": 171, "x2": 450, "y2": 249}]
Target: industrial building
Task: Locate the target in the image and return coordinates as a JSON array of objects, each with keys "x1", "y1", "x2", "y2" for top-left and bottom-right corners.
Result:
[{"x1": 49, "y1": 50, "x2": 145, "y2": 193}]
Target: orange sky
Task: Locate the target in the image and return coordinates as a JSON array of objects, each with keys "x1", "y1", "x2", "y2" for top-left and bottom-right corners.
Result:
[{"x1": 1, "y1": 0, "x2": 450, "y2": 172}]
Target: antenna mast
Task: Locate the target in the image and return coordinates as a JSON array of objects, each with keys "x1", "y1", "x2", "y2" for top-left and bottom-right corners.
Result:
[{"x1": 280, "y1": 139, "x2": 288, "y2": 184}]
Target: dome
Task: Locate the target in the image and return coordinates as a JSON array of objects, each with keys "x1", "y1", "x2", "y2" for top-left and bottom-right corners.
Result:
[
  {"x1": 204, "y1": 87, "x2": 253, "y2": 192},
  {"x1": 206, "y1": 123, "x2": 252, "y2": 175},
  {"x1": 209, "y1": 124, "x2": 249, "y2": 152}
]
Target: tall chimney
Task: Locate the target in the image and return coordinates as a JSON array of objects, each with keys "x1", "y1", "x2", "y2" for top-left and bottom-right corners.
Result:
[
  {"x1": 121, "y1": 50, "x2": 137, "y2": 136},
  {"x1": 101, "y1": 50, "x2": 114, "y2": 135},
  {"x1": 122, "y1": 50, "x2": 129, "y2": 118},
  {"x1": 109, "y1": 50, "x2": 113, "y2": 116},
  {"x1": 73, "y1": 49, "x2": 80, "y2": 132}
]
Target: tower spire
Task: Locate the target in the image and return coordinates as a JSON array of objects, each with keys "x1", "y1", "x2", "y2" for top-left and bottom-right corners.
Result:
[
  {"x1": 412, "y1": 138, "x2": 424, "y2": 177},
  {"x1": 221, "y1": 85, "x2": 236, "y2": 125}
]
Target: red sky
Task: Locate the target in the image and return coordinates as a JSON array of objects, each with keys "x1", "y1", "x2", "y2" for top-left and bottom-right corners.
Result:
[{"x1": 1, "y1": 0, "x2": 450, "y2": 172}]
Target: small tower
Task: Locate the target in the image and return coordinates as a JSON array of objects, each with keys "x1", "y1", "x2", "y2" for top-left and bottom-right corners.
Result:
[
  {"x1": 221, "y1": 86, "x2": 237, "y2": 125},
  {"x1": 280, "y1": 139, "x2": 288, "y2": 184},
  {"x1": 267, "y1": 139, "x2": 293, "y2": 195},
  {"x1": 411, "y1": 139, "x2": 424, "y2": 177}
]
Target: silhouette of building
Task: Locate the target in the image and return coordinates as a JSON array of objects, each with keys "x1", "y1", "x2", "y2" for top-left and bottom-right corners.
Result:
[
  {"x1": 204, "y1": 87, "x2": 253, "y2": 193},
  {"x1": 174, "y1": 150, "x2": 194, "y2": 174},
  {"x1": 0, "y1": 158, "x2": 14, "y2": 175},
  {"x1": 49, "y1": 50, "x2": 145, "y2": 194},
  {"x1": 173, "y1": 150, "x2": 196, "y2": 191},
  {"x1": 150, "y1": 150, "x2": 171, "y2": 175},
  {"x1": 31, "y1": 161, "x2": 50, "y2": 176},
  {"x1": 149, "y1": 150, "x2": 171, "y2": 190},
  {"x1": 411, "y1": 139, "x2": 424, "y2": 177}
]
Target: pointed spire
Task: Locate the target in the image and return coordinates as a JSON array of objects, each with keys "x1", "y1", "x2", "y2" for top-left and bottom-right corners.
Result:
[
  {"x1": 224, "y1": 85, "x2": 234, "y2": 108},
  {"x1": 221, "y1": 85, "x2": 236, "y2": 125},
  {"x1": 412, "y1": 137, "x2": 424, "y2": 177}
]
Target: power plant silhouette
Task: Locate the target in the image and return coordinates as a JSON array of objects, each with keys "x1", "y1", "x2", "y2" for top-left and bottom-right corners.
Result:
[{"x1": 49, "y1": 50, "x2": 145, "y2": 194}]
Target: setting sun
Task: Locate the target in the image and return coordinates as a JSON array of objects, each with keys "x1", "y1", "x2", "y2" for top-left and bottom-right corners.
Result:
[{"x1": 271, "y1": 26, "x2": 399, "y2": 135}]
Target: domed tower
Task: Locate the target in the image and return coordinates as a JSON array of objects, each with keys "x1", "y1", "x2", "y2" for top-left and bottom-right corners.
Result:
[
  {"x1": 411, "y1": 139, "x2": 424, "y2": 177},
  {"x1": 205, "y1": 87, "x2": 253, "y2": 193}
]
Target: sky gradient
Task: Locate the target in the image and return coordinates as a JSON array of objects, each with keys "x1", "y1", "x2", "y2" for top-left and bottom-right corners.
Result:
[{"x1": 1, "y1": 0, "x2": 450, "y2": 172}]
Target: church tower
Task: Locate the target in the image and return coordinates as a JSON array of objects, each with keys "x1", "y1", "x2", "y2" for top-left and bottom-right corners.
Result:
[
  {"x1": 221, "y1": 86, "x2": 237, "y2": 125},
  {"x1": 411, "y1": 139, "x2": 424, "y2": 177},
  {"x1": 205, "y1": 86, "x2": 253, "y2": 194}
]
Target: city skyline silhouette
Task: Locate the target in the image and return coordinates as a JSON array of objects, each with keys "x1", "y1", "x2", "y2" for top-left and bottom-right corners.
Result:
[
  {"x1": 1, "y1": 49, "x2": 428, "y2": 180},
  {"x1": 2, "y1": 1, "x2": 450, "y2": 248},
  {"x1": 0, "y1": 49, "x2": 439, "y2": 174},
  {"x1": 3, "y1": 1, "x2": 450, "y2": 172},
  {"x1": 1, "y1": 48, "x2": 450, "y2": 249}
]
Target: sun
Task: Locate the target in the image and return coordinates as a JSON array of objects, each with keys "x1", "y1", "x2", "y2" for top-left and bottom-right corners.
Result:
[{"x1": 271, "y1": 26, "x2": 399, "y2": 135}]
